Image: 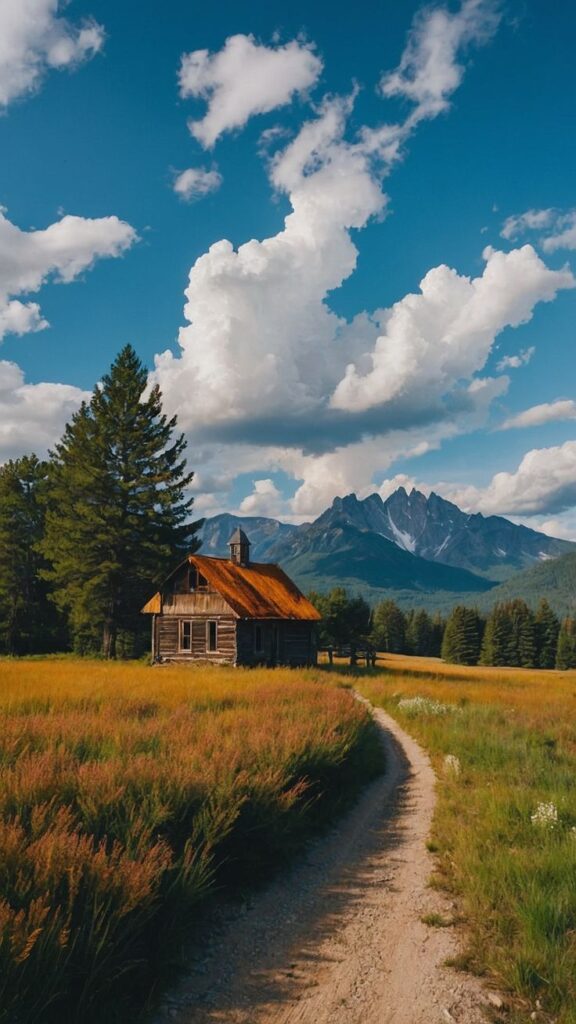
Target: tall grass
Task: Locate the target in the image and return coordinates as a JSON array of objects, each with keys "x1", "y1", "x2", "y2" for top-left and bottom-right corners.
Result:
[
  {"x1": 360, "y1": 659, "x2": 576, "y2": 1024},
  {"x1": 0, "y1": 660, "x2": 381, "y2": 1023}
]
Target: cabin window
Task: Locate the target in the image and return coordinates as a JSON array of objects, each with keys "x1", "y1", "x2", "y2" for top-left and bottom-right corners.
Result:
[
  {"x1": 180, "y1": 620, "x2": 192, "y2": 651},
  {"x1": 206, "y1": 620, "x2": 218, "y2": 652},
  {"x1": 188, "y1": 568, "x2": 209, "y2": 592},
  {"x1": 254, "y1": 624, "x2": 263, "y2": 653}
]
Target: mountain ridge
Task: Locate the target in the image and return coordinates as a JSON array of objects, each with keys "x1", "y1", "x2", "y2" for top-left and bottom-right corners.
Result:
[{"x1": 198, "y1": 487, "x2": 575, "y2": 611}]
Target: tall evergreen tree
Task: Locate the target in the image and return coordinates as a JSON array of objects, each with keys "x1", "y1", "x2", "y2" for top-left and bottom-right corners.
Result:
[
  {"x1": 480, "y1": 600, "x2": 536, "y2": 668},
  {"x1": 556, "y1": 618, "x2": 576, "y2": 670},
  {"x1": 41, "y1": 345, "x2": 202, "y2": 657},
  {"x1": 0, "y1": 455, "x2": 63, "y2": 654},
  {"x1": 430, "y1": 612, "x2": 445, "y2": 658},
  {"x1": 371, "y1": 599, "x2": 406, "y2": 653},
  {"x1": 534, "y1": 599, "x2": 560, "y2": 669},
  {"x1": 441, "y1": 605, "x2": 483, "y2": 665},
  {"x1": 406, "y1": 608, "x2": 433, "y2": 656}
]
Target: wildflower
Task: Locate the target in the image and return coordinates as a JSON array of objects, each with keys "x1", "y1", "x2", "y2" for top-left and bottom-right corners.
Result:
[
  {"x1": 397, "y1": 696, "x2": 455, "y2": 717},
  {"x1": 443, "y1": 754, "x2": 461, "y2": 777},
  {"x1": 530, "y1": 802, "x2": 558, "y2": 830}
]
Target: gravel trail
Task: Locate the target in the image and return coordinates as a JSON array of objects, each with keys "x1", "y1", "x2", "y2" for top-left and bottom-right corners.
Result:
[{"x1": 156, "y1": 697, "x2": 494, "y2": 1024}]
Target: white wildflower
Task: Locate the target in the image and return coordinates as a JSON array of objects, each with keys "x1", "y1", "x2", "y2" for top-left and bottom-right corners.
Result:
[
  {"x1": 444, "y1": 754, "x2": 462, "y2": 777},
  {"x1": 397, "y1": 696, "x2": 455, "y2": 717},
  {"x1": 530, "y1": 802, "x2": 558, "y2": 830}
]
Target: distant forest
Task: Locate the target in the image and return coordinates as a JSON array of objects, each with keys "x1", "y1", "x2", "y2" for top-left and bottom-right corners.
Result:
[{"x1": 311, "y1": 588, "x2": 576, "y2": 671}]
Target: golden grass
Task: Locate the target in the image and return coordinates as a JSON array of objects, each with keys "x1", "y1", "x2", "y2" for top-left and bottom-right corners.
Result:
[
  {"x1": 0, "y1": 659, "x2": 380, "y2": 1024},
  {"x1": 358, "y1": 656, "x2": 576, "y2": 1024}
]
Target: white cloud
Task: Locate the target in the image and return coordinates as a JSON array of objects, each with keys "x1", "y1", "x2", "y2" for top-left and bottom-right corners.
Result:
[
  {"x1": 0, "y1": 0, "x2": 104, "y2": 109},
  {"x1": 501, "y1": 208, "x2": 555, "y2": 241},
  {"x1": 499, "y1": 399, "x2": 576, "y2": 431},
  {"x1": 148, "y1": 3, "x2": 570, "y2": 522},
  {"x1": 173, "y1": 167, "x2": 222, "y2": 201},
  {"x1": 0, "y1": 209, "x2": 138, "y2": 341},
  {"x1": 330, "y1": 246, "x2": 573, "y2": 413},
  {"x1": 380, "y1": 0, "x2": 500, "y2": 124},
  {"x1": 542, "y1": 212, "x2": 576, "y2": 253},
  {"x1": 447, "y1": 440, "x2": 576, "y2": 516},
  {"x1": 501, "y1": 207, "x2": 576, "y2": 252},
  {"x1": 496, "y1": 345, "x2": 534, "y2": 371},
  {"x1": 239, "y1": 478, "x2": 284, "y2": 517},
  {"x1": 0, "y1": 359, "x2": 88, "y2": 461},
  {"x1": 179, "y1": 34, "x2": 322, "y2": 148}
]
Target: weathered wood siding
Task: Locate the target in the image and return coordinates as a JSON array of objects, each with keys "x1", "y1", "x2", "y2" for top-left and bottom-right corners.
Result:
[
  {"x1": 236, "y1": 619, "x2": 317, "y2": 667},
  {"x1": 155, "y1": 614, "x2": 237, "y2": 664},
  {"x1": 162, "y1": 593, "x2": 233, "y2": 616}
]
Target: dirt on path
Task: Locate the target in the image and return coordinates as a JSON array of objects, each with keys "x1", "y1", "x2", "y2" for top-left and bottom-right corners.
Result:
[{"x1": 155, "y1": 697, "x2": 495, "y2": 1024}]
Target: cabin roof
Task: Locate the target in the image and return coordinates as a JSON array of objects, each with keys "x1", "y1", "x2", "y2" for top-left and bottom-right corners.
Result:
[{"x1": 141, "y1": 554, "x2": 322, "y2": 621}]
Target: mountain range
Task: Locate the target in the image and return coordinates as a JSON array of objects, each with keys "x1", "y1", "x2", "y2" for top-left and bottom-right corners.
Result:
[{"x1": 198, "y1": 487, "x2": 576, "y2": 613}]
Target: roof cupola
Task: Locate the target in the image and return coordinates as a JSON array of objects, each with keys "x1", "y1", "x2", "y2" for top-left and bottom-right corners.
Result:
[{"x1": 228, "y1": 527, "x2": 250, "y2": 567}]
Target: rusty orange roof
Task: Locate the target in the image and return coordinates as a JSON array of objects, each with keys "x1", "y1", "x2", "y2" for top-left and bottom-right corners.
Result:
[
  {"x1": 189, "y1": 555, "x2": 321, "y2": 620},
  {"x1": 141, "y1": 555, "x2": 321, "y2": 620}
]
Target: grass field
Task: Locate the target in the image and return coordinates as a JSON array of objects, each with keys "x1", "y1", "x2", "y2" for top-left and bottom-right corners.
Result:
[
  {"x1": 359, "y1": 654, "x2": 576, "y2": 1024},
  {"x1": 0, "y1": 660, "x2": 381, "y2": 1024}
]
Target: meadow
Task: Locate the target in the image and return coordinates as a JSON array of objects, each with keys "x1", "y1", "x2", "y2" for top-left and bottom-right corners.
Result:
[
  {"x1": 0, "y1": 660, "x2": 380, "y2": 1024},
  {"x1": 359, "y1": 654, "x2": 576, "y2": 1024}
]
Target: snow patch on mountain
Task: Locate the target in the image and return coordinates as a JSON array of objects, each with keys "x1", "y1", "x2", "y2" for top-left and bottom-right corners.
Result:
[{"x1": 386, "y1": 512, "x2": 416, "y2": 553}]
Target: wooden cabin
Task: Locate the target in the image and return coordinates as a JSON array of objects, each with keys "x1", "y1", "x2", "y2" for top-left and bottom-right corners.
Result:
[{"x1": 141, "y1": 529, "x2": 321, "y2": 666}]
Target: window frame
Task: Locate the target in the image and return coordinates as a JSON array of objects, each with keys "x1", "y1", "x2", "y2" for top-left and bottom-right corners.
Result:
[
  {"x1": 180, "y1": 620, "x2": 192, "y2": 651},
  {"x1": 206, "y1": 619, "x2": 218, "y2": 652},
  {"x1": 188, "y1": 567, "x2": 209, "y2": 593}
]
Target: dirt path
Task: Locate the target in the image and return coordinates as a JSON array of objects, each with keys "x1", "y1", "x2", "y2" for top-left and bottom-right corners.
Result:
[{"x1": 155, "y1": 698, "x2": 494, "y2": 1024}]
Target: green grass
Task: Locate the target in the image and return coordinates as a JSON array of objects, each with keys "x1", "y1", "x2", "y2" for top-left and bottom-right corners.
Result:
[{"x1": 359, "y1": 665, "x2": 576, "y2": 1023}]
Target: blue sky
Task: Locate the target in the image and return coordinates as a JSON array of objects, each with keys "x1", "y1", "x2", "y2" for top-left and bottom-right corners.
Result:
[{"x1": 1, "y1": 0, "x2": 576, "y2": 534}]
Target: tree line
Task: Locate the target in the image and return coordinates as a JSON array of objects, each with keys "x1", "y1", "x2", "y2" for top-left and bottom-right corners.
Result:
[
  {"x1": 0, "y1": 346, "x2": 201, "y2": 658},
  {"x1": 309, "y1": 589, "x2": 576, "y2": 670}
]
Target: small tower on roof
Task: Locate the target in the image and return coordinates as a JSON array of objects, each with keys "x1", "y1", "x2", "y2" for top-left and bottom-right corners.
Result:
[{"x1": 229, "y1": 527, "x2": 251, "y2": 567}]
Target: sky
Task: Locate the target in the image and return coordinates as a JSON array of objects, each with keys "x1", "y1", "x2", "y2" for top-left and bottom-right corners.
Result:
[{"x1": 1, "y1": 0, "x2": 576, "y2": 536}]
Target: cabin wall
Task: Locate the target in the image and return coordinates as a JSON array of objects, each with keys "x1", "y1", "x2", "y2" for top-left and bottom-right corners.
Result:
[
  {"x1": 155, "y1": 614, "x2": 237, "y2": 664},
  {"x1": 236, "y1": 619, "x2": 317, "y2": 668}
]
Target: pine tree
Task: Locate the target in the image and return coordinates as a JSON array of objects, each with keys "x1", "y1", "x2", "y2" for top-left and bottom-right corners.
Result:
[
  {"x1": 430, "y1": 613, "x2": 445, "y2": 658},
  {"x1": 371, "y1": 600, "x2": 406, "y2": 653},
  {"x1": 441, "y1": 605, "x2": 483, "y2": 665},
  {"x1": 406, "y1": 608, "x2": 433, "y2": 656},
  {"x1": 0, "y1": 456, "x2": 63, "y2": 654},
  {"x1": 481, "y1": 600, "x2": 536, "y2": 668},
  {"x1": 556, "y1": 618, "x2": 576, "y2": 670},
  {"x1": 534, "y1": 599, "x2": 560, "y2": 669},
  {"x1": 41, "y1": 345, "x2": 202, "y2": 657}
]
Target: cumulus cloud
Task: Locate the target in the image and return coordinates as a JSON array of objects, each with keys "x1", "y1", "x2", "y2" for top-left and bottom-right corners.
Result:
[
  {"x1": 448, "y1": 440, "x2": 576, "y2": 516},
  {"x1": 173, "y1": 167, "x2": 222, "y2": 201},
  {"x1": 380, "y1": 0, "x2": 500, "y2": 124},
  {"x1": 149, "y1": 1, "x2": 576, "y2": 520},
  {"x1": 0, "y1": 0, "x2": 104, "y2": 109},
  {"x1": 179, "y1": 34, "x2": 322, "y2": 148},
  {"x1": 239, "y1": 478, "x2": 284, "y2": 517},
  {"x1": 496, "y1": 345, "x2": 534, "y2": 371},
  {"x1": 499, "y1": 399, "x2": 576, "y2": 431},
  {"x1": 0, "y1": 209, "x2": 138, "y2": 341},
  {"x1": 330, "y1": 246, "x2": 573, "y2": 413},
  {"x1": 0, "y1": 359, "x2": 88, "y2": 461}
]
